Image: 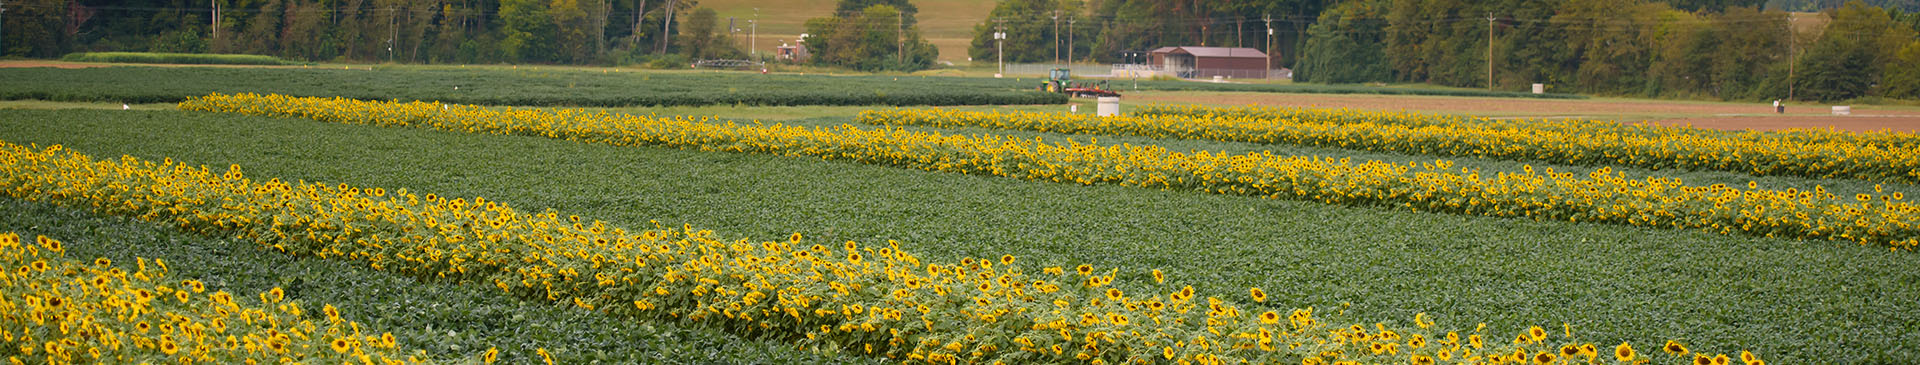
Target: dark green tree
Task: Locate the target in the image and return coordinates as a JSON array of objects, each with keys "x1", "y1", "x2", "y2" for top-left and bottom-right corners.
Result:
[
  {"x1": 498, "y1": 0, "x2": 555, "y2": 62},
  {"x1": 805, "y1": 3, "x2": 937, "y2": 71},
  {"x1": 1295, "y1": 0, "x2": 1390, "y2": 83},
  {"x1": 1792, "y1": 0, "x2": 1916, "y2": 100}
]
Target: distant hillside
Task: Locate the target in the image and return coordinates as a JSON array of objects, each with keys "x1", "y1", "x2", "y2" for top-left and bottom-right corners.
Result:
[
  {"x1": 702, "y1": 0, "x2": 999, "y2": 64},
  {"x1": 1767, "y1": 0, "x2": 1919, "y2": 11}
]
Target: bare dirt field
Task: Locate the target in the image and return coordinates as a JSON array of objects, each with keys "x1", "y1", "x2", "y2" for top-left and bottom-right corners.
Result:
[{"x1": 1128, "y1": 91, "x2": 1920, "y2": 132}]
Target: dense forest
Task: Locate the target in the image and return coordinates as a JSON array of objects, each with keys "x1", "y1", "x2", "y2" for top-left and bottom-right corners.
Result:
[
  {"x1": 961, "y1": 0, "x2": 1915, "y2": 101},
  {"x1": 1292, "y1": 0, "x2": 1920, "y2": 101},
  {"x1": 0, "y1": 0, "x2": 931, "y2": 70}
]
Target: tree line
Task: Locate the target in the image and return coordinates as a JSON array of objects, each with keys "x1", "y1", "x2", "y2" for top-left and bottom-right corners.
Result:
[
  {"x1": 0, "y1": 0, "x2": 932, "y2": 70},
  {"x1": 1294, "y1": 0, "x2": 1919, "y2": 101}
]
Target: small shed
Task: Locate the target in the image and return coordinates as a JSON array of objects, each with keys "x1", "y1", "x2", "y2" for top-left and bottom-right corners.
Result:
[{"x1": 1147, "y1": 46, "x2": 1270, "y2": 79}]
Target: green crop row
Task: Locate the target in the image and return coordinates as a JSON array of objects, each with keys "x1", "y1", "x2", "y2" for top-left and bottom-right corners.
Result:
[
  {"x1": 60, "y1": 52, "x2": 303, "y2": 65},
  {"x1": 0, "y1": 66, "x2": 1067, "y2": 107}
]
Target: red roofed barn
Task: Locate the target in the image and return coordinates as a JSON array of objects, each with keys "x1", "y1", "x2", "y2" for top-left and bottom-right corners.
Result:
[{"x1": 1147, "y1": 46, "x2": 1271, "y2": 79}]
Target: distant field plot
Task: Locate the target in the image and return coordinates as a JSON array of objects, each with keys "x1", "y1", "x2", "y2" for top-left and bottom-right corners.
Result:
[
  {"x1": 1109, "y1": 80, "x2": 1587, "y2": 99},
  {"x1": 0, "y1": 66, "x2": 1065, "y2": 107},
  {"x1": 60, "y1": 52, "x2": 303, "y2": 65}
]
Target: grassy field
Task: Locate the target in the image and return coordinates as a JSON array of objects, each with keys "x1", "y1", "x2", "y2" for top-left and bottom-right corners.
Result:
[
  {"x1": 0, "y1": 66, "x2": 1064, "y2": 107},
  {"x1": 706, "y1": 0, "x2": 997, "y2": 63},
  {"x1": 1, "y1": 108, "x2": 1914, "y2": 363}
]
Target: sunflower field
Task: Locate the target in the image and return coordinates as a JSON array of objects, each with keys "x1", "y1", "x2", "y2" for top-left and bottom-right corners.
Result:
[
  {"x1": 179, "y1": 93, "x2": 1917, "y2": 249},
  {"x1": 0, "y1": 138, "x2": 1759, "y2": 364},
  {"x1": 1, "y1": 66, "x2": 1915, "y2": 364},
  {"x1": 856, "y1": 107, "x2": 1920, "y2": 184}
]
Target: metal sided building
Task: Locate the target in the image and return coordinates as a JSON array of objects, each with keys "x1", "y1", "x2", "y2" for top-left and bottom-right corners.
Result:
[{"x1": 1147, "y1": 46, "x2": 1270, "y2": 79}]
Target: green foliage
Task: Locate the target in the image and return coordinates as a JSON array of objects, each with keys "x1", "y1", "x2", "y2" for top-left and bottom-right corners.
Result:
[
  {"x1": 1295, "y1": 0, "x2": 1391, "y2": 84},
  {"x1": 803, "y1": 5, "x2": 939, "y2": 72},
  {"x1": 965, "y1": 0, "x2": 1089, "y2": 64},
  {"x1": 1793, "y1": 1, "x2": 1919, "y2": 101},
  {"x1": 678, "y1": 8, "x2": 745, "y2": 60},
  {"x1": 1881, "y1": 41, "x2": 1920, "y2": 98},
  {"x1": 0, "y1": 66, "x2": 1065, "y2": 107},
  {"x1": 498, "y1": 0, "x2": 558, "y2": 63},
  {"x1": 2, "y1": 108, "x2": 1917, "y2": 364},
  {"x1": 150, "y1": 28, "x2": 209, "y2": 55},
  {"x1": 60, "y1": 52, "x2": 300, "y2": 65}
]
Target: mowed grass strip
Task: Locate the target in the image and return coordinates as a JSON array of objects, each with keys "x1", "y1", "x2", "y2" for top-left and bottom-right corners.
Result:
[
  {"x1": 0, "y1": 196, "x2": 877, "y2": 364},
  {"x1": 0, "y1": 109, "x2": 1913, "y2": 363}
]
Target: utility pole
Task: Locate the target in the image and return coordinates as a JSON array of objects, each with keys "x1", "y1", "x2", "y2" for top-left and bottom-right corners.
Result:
[
  {"x1": 1052, "y1": 10, "x2": 1060, "y2": 66},
  {"x1": 1236, "y1": 18, "x2": 1242, "y2": 48},
  {"x1": 1788, "y1": 23, "x2": 1796, "y2": 100},
  {"x1": 1486, "y1": 12, "x2": 1495, "y2": 91},
  {"x1": 1263, "y1": 14, "x2": 1274, "y2": 79},
  {"x1": 994, "y1": 18, "x2": 1006, "y2": 76},
  {"x1": 750, "y1": 8, "x2": 757, "y2": 60},
  {"x1": 1068, "y1": 17, "x2": 1076, "y2": 65},
  {"x1": 211, "y1": 0, "x2": 219, "y2": 44}
]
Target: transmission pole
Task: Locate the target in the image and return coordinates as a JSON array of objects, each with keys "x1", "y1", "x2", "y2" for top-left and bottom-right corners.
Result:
[
  {"x1": 1051, "y1": 10, "x2": 1060, "y2": 66},
  {"x1": 1781, "y1": 22, "x2": 1797, "y2": 100},
  {"x1": 750, "y1": 8, "x2": 757, "y2": 60},
  {"x1": 1486, "y1": 12, "x2": 1495, "y2": 90},
  {"x1": 1263, "y1": 14, "x2": 1274, "y2": 78},
  {"x1": 1068, "y1": 17, "x2": 1076, "y2": 65},
  {"x1": 994, "y1": 18, "x2": 1006, "y2": 76},
  {"x1": 211, "y1": 0, "x2": 219, "y2": 43}
]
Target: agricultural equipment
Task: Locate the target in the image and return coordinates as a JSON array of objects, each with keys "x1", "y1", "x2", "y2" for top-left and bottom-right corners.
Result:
[{"x1": 1039, "y1": 68, "x2": 1121, "y2": 98}]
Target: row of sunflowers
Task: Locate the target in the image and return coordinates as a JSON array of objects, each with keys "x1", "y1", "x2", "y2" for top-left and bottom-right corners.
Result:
[
  {"x1": 0, "y1": 232, "x2": 449, "y2": 364},
  {"x1": 1129, "y1": 105, "x2": 1920, "y2": 151},
  {"x1": 856, "y1": 107, "x2": 1920, "y2": 184},
  {"x1": 177, "y1": 93, "x2": 1916, "y2": 249},
  {"x1": 0, "y1": 140, "x2": 1760, "y2": 364}
]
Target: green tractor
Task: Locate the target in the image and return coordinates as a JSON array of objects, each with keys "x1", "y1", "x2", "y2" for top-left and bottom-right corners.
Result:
[{"x1": 1039, "y1": 68, "x2": 1121, "y2": 98}]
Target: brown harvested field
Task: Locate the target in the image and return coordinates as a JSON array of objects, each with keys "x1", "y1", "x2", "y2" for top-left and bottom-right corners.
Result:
[{"x1": 1126, "y1": 91, "x2": 1920, "y2": 132}]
